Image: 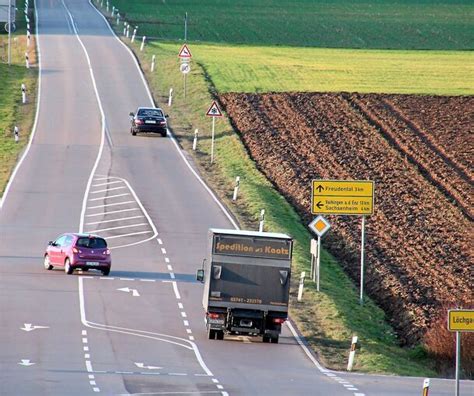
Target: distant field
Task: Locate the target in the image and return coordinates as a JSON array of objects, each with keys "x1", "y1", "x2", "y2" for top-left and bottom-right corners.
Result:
[
  {"x1": 109, "y1": 0, "x2": 473, "y2": 49},
  {"x1": 148, "y1": 42, "x2": 474, "y2": 95}
]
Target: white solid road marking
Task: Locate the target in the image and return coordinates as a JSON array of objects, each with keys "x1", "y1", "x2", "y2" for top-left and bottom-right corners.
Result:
[
  {"x1": 88, "y1": 200, "x2": 135, "y2": 209},
  {"x1": 172, "y1": 281, "x2": 181, "y2": 299},
  {"x1": 86, "y1": 215, "x2": 144, "y2": 225},
  {"x1": 117, "y1": 287, "x2": 140, "y2": 297},
  {"x1": 92, "y1": 180, "x2": 123, "y2": 187},
  {"x1": 89, "y1": 193, "x2": 131, "y2": 201},
  {"x1": 135, "y1": 362, "x2": 162, "y2": 370},
  {"x1": 86, "y1": 208, "x2": 140, "y2": 217},
  {"x1": 86, "y1": 222, "x2": 148, "y2": 233},
  {"x1": 212, "y1": 379, "x2": 219, "y2": 383},
  {"x1": 91, "y1": 186, "x2": 127, "y2": 194},
  {"x1": 106, "y1": 231, "x2": 152, "y2": 240}
]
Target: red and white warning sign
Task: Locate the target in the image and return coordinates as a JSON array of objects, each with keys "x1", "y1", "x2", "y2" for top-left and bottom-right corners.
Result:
[
  {"x1": 178, "y1": 44, "x2": 192, "y2": 59},
  {"x1": 206, "y1": 101, "x2": 223, "y2": 117}
]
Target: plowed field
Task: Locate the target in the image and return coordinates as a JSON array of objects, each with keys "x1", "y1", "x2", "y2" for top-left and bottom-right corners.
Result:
[{"x1": 220, "y1": 92, "x2": 473, "y2": 346}]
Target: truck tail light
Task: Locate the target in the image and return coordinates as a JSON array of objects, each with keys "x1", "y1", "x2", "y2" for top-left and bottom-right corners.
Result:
[
  {"x1": 273, "y1": 318, "x2": 286, "y2": 324},
  {"x1": 208, "y1": 313, "x2": 221, "y2": 319}
]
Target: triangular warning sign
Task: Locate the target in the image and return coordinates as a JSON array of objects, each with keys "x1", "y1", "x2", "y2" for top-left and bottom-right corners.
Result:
[
  {"x1": 206, "y1": 101, "x2": 223, "y2": 117},
  {"x1": 178, "y1": 44, "x2": 192, "y2": 58}
]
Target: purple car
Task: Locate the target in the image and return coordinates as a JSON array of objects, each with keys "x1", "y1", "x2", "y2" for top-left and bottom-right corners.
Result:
[{"x1": 44, "y1": 233, "x2": 111, "y2": 276}]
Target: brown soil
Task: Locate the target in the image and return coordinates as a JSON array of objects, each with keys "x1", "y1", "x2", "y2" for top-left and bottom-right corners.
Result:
[{"x1": 219, "y1": 92, "x2": 473, "y2": 346}]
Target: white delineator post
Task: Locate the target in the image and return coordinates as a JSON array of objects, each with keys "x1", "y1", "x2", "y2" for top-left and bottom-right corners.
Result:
[
  {"x1": 151, "y1": 55, "x2": 156, "y2": 72},
  {"x1": 126, "y1": 24, "x2": 130, "y2": 38},
  {"x1": 131, "y1": 27, "x2": 137, "y2": 42},
  {"x1": 106, "y1": 0, "x2": 109, "y2": 12},
  {"x1": 111, "y1": 6, "x2": 115, "y2": 16},
  {"x1": 27, "y1": 30, "x2": 30, "y2": 47},
  {"x1": 21, "y1": 83, "x2": 26, "y2": 104},
  {"x1": 347, "y1": 335, "x2": 358, "y2": 371},
  {"x1": 25, "y1": 53, "x2": 30, "y2": 69},
  {"x1": 140, "y1": 36, "x2": 146, "y2": 51},
  {"x1": 123, "y1": 22, "x2": 127, "y2": 36},
  {"x1": 232, "y1": 176, "x2": 240, "y2": 201},
  {"x1": 168, "y1": 88, "x2": 173, "y2": 107},
  {"x1": 258, "y1": 209, "x2": 265, "y2": 232},
  {"x1": 297, "y1": 272, "x2": 305, "y2": 302},
  {"x1": 192, "y1": 129, "x2": 198, "y2": 151},
  {"x1": 14, "y1": 126, "x2": 19, "y2": 143},
  {"x1": 116, "y1": 13, "x2": 120, "y2": 25},
  {"x1": 422, "y1": 378, "x2": 430, "y2": 396}
]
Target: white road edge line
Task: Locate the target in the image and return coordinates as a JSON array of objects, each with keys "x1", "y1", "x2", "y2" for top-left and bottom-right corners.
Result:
[
  {"x1": 86, "y1": 208, "x2": 140, "y2": 217},
  {"x1": 88, "y1": 193, "x2": 131, "y2": 201},
  {"x1": 86, "y1": 215, "x2": 144, "y2": 225},
  {"x1": 86, "y1": 222, "x2": 148, "y2": 233},
  {"x1": 88, "y1": 200, "x2": 136, "y2": 209}
]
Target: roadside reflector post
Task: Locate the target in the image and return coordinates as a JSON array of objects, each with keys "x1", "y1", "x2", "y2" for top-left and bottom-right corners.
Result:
[
  {"x1": 259, "y1": 209, "x2": 265, "y2": 232},
  {"x1": 192, "y1": 129, "x2": 198, "y2": 151},
  {"x1": 232, "y1": 176, "x2": 240, "y2": 201},
  {"x1": 140, "y1": 36, "x2": 146, "y2": 51},
  {"x1": 25, "y1": 52, "x2": 29, "y2": 69},
  {"x1": 106, "y1": 0, "x2": 109, "y2": 12},
  {"x1": 422, "y1": 378, "x2": 430, "y2": 396},
  {"x1": 14, "y1": 126, "x2": 19, "y2": 143},
  {"x1": 347, "y1": 335, "x2": 358, "y2": 371},
  {"x1": 100, "y1": 0, "x2": 103, "y2": 8},
  {"x1": 123, "y1": 22, "x2": 127, "y2": 36},
  {"x1": 310, "y1": 239, "x2": 317, "y2": 282},
  {"x1": 116, "y1": 13, "x2": 120, "y2": 25},
  {"x1": 360, "y1": 215, "x2": 366, "y2": 305},
  {"x1": 111, "y1": 6, "x2": 115, "y2": 16},
  {"x1": 131, "y1": 26, "x2": 137, "y2": 43},
  {"x1": 126, "y1": 24, "x2": 130, "y2": 38},
  {"x1": 151, "y1": 55, "x2": 156, "y2": 72},
  {"x1": 21, "y1": 83, "x2": 26, "y2": 104},
  {"x1": 168, "y1": 88, "x2": 173, "y2": 107},
  {"x1": 27, "y1": 30, "x2": 30, "y2": 47},
  {"x1": 297, "y1": 272, "x2": 305, "y2": 302}
]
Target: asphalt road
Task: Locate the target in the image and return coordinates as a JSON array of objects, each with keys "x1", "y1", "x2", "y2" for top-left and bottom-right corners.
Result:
[{"x1": 0, "y1": 0, "x2": 472, "y2": 395}]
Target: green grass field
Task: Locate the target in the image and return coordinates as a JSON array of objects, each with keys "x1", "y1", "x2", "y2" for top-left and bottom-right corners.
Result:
[
  {"x1": 153, "y1": 42, "x2": 474, "y2": 95},
  {"x1": 110, "y1": 0, "x2": 473, "y2": 50}
]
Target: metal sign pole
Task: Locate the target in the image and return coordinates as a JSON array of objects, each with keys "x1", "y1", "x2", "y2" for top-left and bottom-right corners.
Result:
[
  {"x1": 317, "y1": 235, "x2": 321, "y2": 291},
  {"x1": 360, "y1": 216, "x2": 366, "y2": 305},
  {"x1": 210, "y1": 117, "x2": 215, "y2": 164},
  {"x1": 455, "y1": 331, "x2": 460, "y2": 396},
  {"x1": 183, "y1": 73, "x2": 186, "y2": 99},
  {"x1": 8, "y1": 0, "x2": 12, "y2": 66}
]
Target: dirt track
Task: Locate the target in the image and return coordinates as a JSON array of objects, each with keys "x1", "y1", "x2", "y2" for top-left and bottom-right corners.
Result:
[{"x1": 220, "y1": 92, "x2": 473, "y2": 345}]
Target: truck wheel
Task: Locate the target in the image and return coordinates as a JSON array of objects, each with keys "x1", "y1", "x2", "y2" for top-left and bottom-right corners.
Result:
[
  {"x1": 208, "y1": 329, "x2": 216, "y2": 340},
  {"x1": 216, "y1": 331, "x2": 224, "y2": 340},
  {"x1": 262, "y1": 335, "x2": 270, "y2": 343},
  {"x1": 271, "y1": 336, "x2": 279, "y2": 344}
]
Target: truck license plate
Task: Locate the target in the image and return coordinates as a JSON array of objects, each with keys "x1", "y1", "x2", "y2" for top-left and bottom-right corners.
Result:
[{"x1": 209, "y1": 319, "x2": 224, "y2": 324}]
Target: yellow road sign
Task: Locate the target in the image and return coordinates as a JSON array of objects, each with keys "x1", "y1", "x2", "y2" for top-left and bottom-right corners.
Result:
[
  {"x1": 448, "y1": 309, "x2": 474, "y2": 332},
  {"x1": 312, "y1": 180, "x2": 374, "y2": 215}
]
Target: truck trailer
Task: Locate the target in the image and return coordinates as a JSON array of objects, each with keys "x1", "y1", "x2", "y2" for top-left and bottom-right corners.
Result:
[{"x1": 197, "y1": 228, "x2": 293, "y2": 343}]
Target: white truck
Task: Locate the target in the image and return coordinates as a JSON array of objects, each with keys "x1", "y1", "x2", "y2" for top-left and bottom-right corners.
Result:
[{"x1": 197, "y1": 228, "x2": 293, "y2": 343}]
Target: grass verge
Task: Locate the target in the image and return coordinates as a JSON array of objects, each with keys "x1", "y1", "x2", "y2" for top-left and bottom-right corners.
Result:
[
  {"x1": 0, "y1": 1, "x2": 38, "y2": 196},
  {"x1": 116, "y1": 36, "x2": 438, "y2": 376}
]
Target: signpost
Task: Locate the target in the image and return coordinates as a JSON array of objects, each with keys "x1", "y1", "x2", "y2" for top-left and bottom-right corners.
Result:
[
  {"x1": 311, "y1": 180, "x2": 374, "y2": 215},
  {"x1": 448, "y1": 309, "x2": 473, "y2": 396},
  {"x1": 206, "y1": 100, "x2": 223, "y2": 164},
  {"x1": 308, "y1": 215, "x2": 330, "y2": 291},
  {"x1": 311, "y1": 179, "x2": 375, "y2": 304},
  {"x1": 178, "y1": 44, "x2": 192, "y2": 98}
]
